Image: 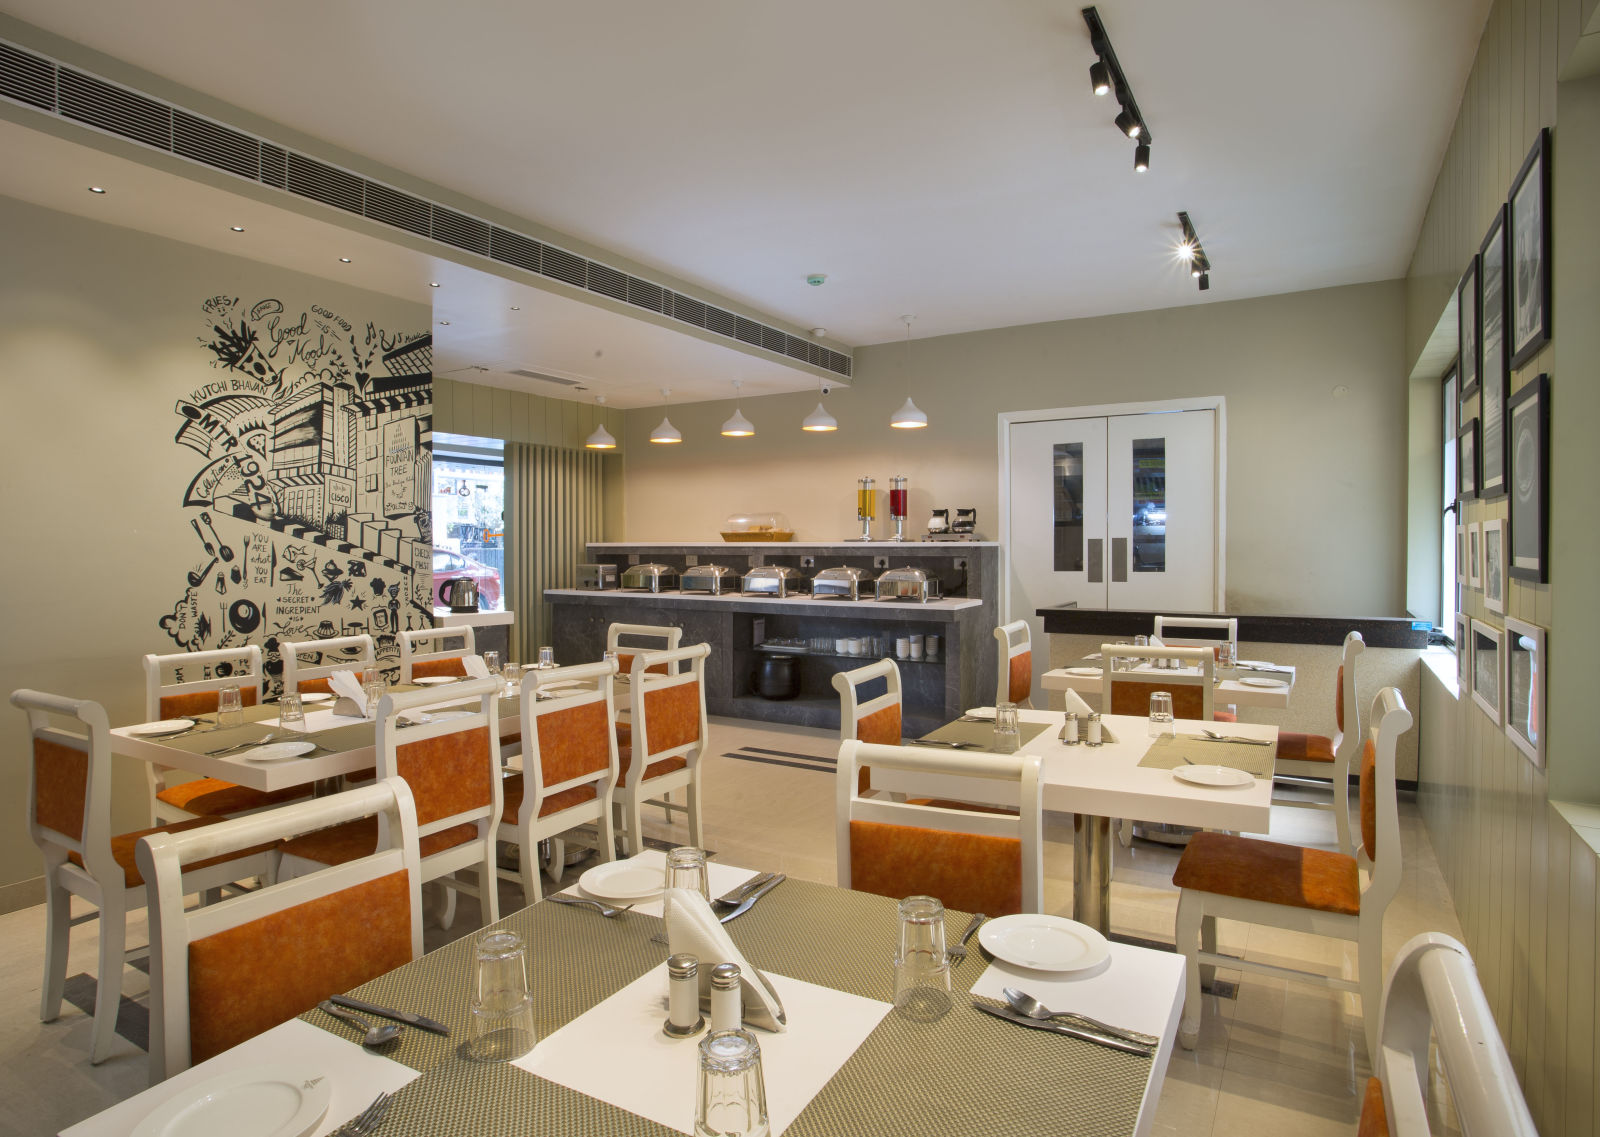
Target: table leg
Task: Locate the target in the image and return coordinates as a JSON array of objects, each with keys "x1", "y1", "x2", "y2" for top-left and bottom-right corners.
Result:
[{"x1": 1072, "y1": 813, "x2": 1111, "y2": 935}]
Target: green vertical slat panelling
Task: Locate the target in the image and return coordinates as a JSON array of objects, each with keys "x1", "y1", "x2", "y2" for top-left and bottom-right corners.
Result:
[
  {"x1": 435, "y1": 379, "x2": 457, "y2": 433},
  {"x1": 493, "y1": 387, "x2": 513, "y2": 442},
  {"x1": 472, "y1": 384, "x2": 494, "y2": 438}
]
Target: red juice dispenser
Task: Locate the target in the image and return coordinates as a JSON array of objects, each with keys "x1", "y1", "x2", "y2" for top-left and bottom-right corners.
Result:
[{"x1": 889, "y1": 475, "x2": 909, "y2": 542}]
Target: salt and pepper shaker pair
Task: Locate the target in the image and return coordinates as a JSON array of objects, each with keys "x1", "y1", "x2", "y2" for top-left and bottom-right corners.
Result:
[
  {"x1": 1060, "y1": 712, "x2": 1103, "y2": 746},
  {"x1": 664, "y1": 955, "x2": 742, "y2": 1038}
]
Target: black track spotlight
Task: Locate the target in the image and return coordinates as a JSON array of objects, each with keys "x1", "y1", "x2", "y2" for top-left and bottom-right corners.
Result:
[
  {"x1": 1177, "y1": 211, "x2": 1211, "y2": 291},
  {"x1": 1114, "y1": 108, "x2": 1142, "y2": 138},
  {"x1": 1090, "y1": 60, "x2": 1111, "y2": 96},
  {"x1": 1198, "y1": 272, "x2": 1210, "y2": 291},
  {"x1": 1134, "y1": 143, "x2": 1150, "y2": 173}
]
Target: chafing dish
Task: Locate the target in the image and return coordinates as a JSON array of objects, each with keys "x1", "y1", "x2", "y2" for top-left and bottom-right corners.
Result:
[
  {"x1": 875, "y1": 565, "x2": 942, "y2": 603},
  {"x1": 742, "y1": 565, "x2": 808, "y2": 598},
  {"x1": 620, "y1": 563, "x2": 679, "y2": 592},
  {"x1": 575, "y1": 562, "x2": 618, "y2": 590},
  {"x1": 811, "y1": 565, "x2": 872, "y2": 601},
  {"x1": 680, "y1": 563, "x2": 738, "y2": 594}
]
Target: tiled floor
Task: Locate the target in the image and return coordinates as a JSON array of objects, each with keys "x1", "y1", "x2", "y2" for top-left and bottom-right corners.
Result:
[{"x1": 3, "y1": 715, "x2": 1466, "y2": 1135}]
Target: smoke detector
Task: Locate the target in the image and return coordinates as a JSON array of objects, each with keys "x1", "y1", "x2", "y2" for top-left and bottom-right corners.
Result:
[{"x1": 806, "y1": 274, "x2": 827, "y2": 287}]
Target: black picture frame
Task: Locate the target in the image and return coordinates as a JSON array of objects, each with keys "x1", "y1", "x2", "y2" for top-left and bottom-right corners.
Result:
[
  {"x1": 1507, "y1": 374, "x2": 1549, "y2": 582},
  {"x1": 1509, "y1": 129, "x2": 1552, "y2": 369},
  {"x1": 1478, "y1": 205, "x2": 1509, "y2": 497},
  {"x1": 1456, "y1": 417, "x2": 1479, "y2": 501},
  {"x1": 1457, "y1": 254, "x2": 1480, "y2": 397}
]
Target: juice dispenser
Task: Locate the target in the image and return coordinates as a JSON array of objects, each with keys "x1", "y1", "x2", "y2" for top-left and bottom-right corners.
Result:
[
  {"x1": 889, "y1": 475, "x2": 909, "y2": 542},
  {"x1": 855, "y1": 475, "x2": 876, "y2": 541}
]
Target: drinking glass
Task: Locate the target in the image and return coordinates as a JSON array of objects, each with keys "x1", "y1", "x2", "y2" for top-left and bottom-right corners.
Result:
[
  {"x1": 363, "y1": 669, "x2": 386, "y2": 718},
  {"x1": 1148, "y1": 691, "x2": 1175, "y2": 739},
  {"x1": 894, "y1": 895, "x2": 951, "y2": 1022},
  {"x1": 992, "y1": 701, "x2": 1020, "y2": 754},
  {"x1": 484, "y1": 650, "x2": 501, "y2": 677},
  {"x1": 538, "y1": 645, "x2": 556, "y2": 669},
  {"x1": 279, "y1": 692, "x2": 305, "y2": 732},
  {"x1": 1134, "y1": 634, "x2": 1149, "y2": 648},
  {"x1": 216, "y1": 685, "x2": 243, "y2": 729},
  {"x1": 1217, "y1": 641, "x2": 1237, "y2": 673},
  {"x1": 1112, "y1": 640, "x2": 1132, "y2": 671},
  {"x1": 662, "y1": 846, "x2": 710, "y2": 930},
  {"x1": 695, "y1": 1029, "x2": 770, "y2": 1137},
  {"x1": 466, "y1": 930, "x2": 536, "y2": 1061}
]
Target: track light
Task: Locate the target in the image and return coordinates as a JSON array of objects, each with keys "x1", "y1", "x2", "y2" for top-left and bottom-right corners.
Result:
[
  {"x1": 1177, "y1": 211, "x2": 1212, "y2": 292},
  {"x1": 1134, "y1": 143, "x2": 1149, "y2": 173},
  {"x1": 1114, "y1": 109, "x2": 1141, "y2": 139},
  {"x1": 721, "y1": 380, "x2": 755, "y2": 437},
  {"x1": 1083, "y1": 7, "x2": 1152, "y2": 171},
  {"x1": 1089, "y1": 60, "x2": 1110, "y2": 95},
  {"x1": 585, "y1": 395, "x2": 617, "y2": 450},
  {"x1": 1198, "y1": 272, "x2": 1210, "y2": 291}
]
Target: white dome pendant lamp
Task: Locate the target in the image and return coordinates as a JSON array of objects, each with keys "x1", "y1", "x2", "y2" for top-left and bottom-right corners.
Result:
[
  {"x1": 802, "y1": 377, "x2": 838, "y2": 432},
  {"x1": 890, "y1": 314, "x2": 929, "y2": 429},
  {"x1": 721, "y1": 380, "x2": 755, "y2": 437},
  {"x1": 584, "y1": 395, "x2": 617, "y2": 450},
  {"x1": 650, "y1": 388, "x2": 682, "y2": 443}
]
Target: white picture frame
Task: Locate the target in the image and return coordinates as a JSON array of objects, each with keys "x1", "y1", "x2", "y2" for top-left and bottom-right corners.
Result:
[
  {"x1": 1455, "y1": 524, "x2": 1467, "y2": 585},
  {"x1": 1482, "y1": 518, "x2": 1506, "y2": 614},
  {"x1": 1470, "y1": 619, "x2": 1503, "y2": 724},
  {"x1": 1467, "y1": 522, "x2": 1482, "y2": 589},
  {"x1": 1502, "y1": 616, "x2": 1546, "y2": 768},
  {"x1": 1455, "y1": 613, "x2": 1471, "y2": 694}
]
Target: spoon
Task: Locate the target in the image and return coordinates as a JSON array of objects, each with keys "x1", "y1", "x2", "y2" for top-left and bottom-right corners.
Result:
[
  {"x1": 999, "y1": 988, "x2": 1160, "y2": 1047},
  {"x1": 319, "y1": 1000, "x2": 403, "y2": 1048}
]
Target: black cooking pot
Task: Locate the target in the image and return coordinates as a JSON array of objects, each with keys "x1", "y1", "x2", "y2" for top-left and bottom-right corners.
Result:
[{"x1": 753, "y1": 653, "x2": 800, "y2": 700}]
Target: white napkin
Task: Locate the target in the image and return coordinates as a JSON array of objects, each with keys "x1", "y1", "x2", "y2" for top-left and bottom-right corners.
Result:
[
  {"x1": 1061, "y1": 689, "x2": 1094, "y2": 716},
  {"x1": 968, "y1": 942, "x2": 1183, "y2": 1042},
  {"x1": 326, "y1": 668, "x2": 370, "y2": 718},
  {"x1": 463, "y1": 654, "x2": 490, "y2": 679},
  {"x1": 666, "y1": 888, "x2": 786, "y2": 1033}
]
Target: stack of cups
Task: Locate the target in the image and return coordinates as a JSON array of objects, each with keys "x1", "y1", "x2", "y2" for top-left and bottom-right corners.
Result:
[
  {"x1": 993, "y1": 702, "x2": 1021, "y2": 754},
  {"x1": 1148, "y1": 691, "x2": 1175, "y2": 739}
]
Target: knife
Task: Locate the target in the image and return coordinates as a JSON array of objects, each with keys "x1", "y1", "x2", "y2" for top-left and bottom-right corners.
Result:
[
  {"x1": 971, "y1": 1001, "x2": 1155, "y2": 1056},
  {"x1": 330, "y1": 994, "x2": 450, "y2": 1037},
  {"x1": 719, "y1": 873, "x2": 785, "y2": 923},
  {"x1": 711, "y1": 872, "x2": 776, "y2": 911}
]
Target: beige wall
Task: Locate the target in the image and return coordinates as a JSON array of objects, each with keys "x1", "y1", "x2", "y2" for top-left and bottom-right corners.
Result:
[
  {"x1": 620, "y1": 280, "x2": 1408, "y2": 618},
  {"x1": 0, "y1": 196, "x2": 427, "y2": 904}
]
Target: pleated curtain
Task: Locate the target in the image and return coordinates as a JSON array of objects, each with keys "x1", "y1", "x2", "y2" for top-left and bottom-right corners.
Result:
[{"x1": 504, "y1": 443, "x2": 605, "y2": 663}]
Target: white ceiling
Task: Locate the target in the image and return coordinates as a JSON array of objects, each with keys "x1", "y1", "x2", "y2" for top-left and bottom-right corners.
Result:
[{"x1": 1, "y1": 0, "x2": 1489, "y2": 347}]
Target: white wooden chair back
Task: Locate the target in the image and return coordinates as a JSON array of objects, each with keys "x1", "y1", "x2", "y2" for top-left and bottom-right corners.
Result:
[
  {"x1": 374, "y1": 678, "x2": 504, "y2": 848},
  {"x1": 625, "y1": 643, "x2": 710, "y2": 789},
  {"x1": 280, "y1": 634, "x2": 376, "y2": 694},
  {"x1": 137, "y1": 779, "x2": 423, "y2": 1081},
  {"x1": 607, "y1": 622, "x2": 684, "y2": 675},
  {"x1": 836, "y1": 740, "x2": 1044, "y2": 914},
  {"x1": 1152, "y1": 615, "x2": 1238, "y2": 650},
  {"x1": 1101, "y1": 643, "x2": 1214, "y2": 720},
  {"x1": 993, "y1": 620, "x2": 1034, "y2": 708},
  {"x1": 832, "y1": 658, "x2": 903, "y2": 743},
  {"x1": 398, "y1": 625, "x2": 476, "y2": 683},
  {"x1": 521, "y1": 659, "x2": 621, "y2": 814},
  {"x1": 1359, "y1": 687, "x2": 1411, "y2": 903},
  {"x1": 142, "y1": 646, "x2": 263, "y2": 720},
  {"x1": 15, "y1": 690, "x2": 114, "y2": 884}
]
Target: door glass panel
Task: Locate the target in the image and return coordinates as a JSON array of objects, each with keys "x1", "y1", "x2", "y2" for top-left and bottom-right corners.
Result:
[
  {"x1": 1052, "y1": 442, "x2": 1084, "y2": 572},
  {"x1": 1131, "y1": 438, "x2": 1166, "y2": 573}
]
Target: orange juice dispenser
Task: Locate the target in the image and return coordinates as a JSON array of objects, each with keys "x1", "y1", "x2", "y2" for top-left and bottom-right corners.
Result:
[
  {"x1": 855, "y1": 475, "x2": 876, "y2": 541},
  {"x1": 889, "y1": 475, "x2": 909, "y2": 542}
]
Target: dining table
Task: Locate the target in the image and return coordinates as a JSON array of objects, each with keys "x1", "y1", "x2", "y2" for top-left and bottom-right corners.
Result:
[
  {"x1": 63, "y1": 862, "x2": 1184, "y2": 1137},
  {"x1": 874, "y1": 709, "x2": 1279, "y2": 937},
  {"x1": 1040, "y1": 658, "x2": 1297, "y2": 710}
]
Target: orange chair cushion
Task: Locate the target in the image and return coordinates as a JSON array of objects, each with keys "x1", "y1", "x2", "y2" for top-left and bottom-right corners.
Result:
[
  {"x1": 157, "y1": 778, "x2": 311, "y2": 816},
  {"x1": 34, "y1": 737, "x2": 88, "y2": 842},
  {"x1": 614, "y1": 721, "x2": 631, "y2": 749},
  {"x1": 296, "y1": 676, "x2": 334, "y2": 695},
  {"x1": 68, "y1": 816, "x2": 268, "y2": 889},
  {"x1": 500, "y1": 773, "x2": 600, "y2": 825},
  {"x1": 1173, "y1": 831, "x2": 1359, "y2": 917},
  {"x1": 1211, "y1": 710, "x2": 1237, "y2": 723},
  {"x1": 536, "y1": 700, "x2": 612, "y2": 785},
  {"x1": 159, "y1": 687, "x2": 259, "y2": 719},
  {"x1": 1008, "y1": 651, "x2": 1032, "y2": 705},
  {"x1": 616, "y1": 743, "x2": 689, "y2": 786},
  {"x1": 1358, "y1": 1077, "x2": 1389, "y2": 1137},
  {"x1": 410, "y1": 657, "x2": 467, "y2": 679},
  {"x1": 849, "y1": 819, "x2": 1023, "y2": 916},
  {"x1": 1274, "y1": 731, "x2": 1335, "y2": 764},
  {"x1": 1335, "y1": 664, "x2": 1345, "y2": 733},
  {"x1": 1361, "y1": 738, "x2": 1377, "y2": 861},
  {"x1": 395, "y1": 727, "x2": 493, "y2": 827},
  {"x1": 1111, "y1": 679, "x2": 1207, "y2": 720},
  {"x1": 279, "y1": 817, "x2": 479, "y2": 865},
  {"x1": 187, "y1": 869, "x2": 413, "y2": 1064},
  {"x1": 642, "y1": 679, "x2": 701, "y2": 755}
]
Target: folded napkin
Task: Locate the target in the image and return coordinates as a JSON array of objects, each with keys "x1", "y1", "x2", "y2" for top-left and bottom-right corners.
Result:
[
  {"x1": 1061, "y1": 689, "x2": 1094, "y2": 716},
  {"x1": 326, "y1": 668, "x2": 370, "y2": 719},
  {"x1": 463, "y1": 654, "x2": 490, "y2": 679},
  {"x1": 666, "y1": 888, "x2": 786, "y2": 1033}
]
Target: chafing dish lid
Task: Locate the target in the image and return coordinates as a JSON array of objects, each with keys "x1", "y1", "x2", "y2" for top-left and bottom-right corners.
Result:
[
  {"x1": 681, "y1": 563, "x2": 737, "y2": 579},
  {"x1": 876, "y1": 565, "x2": 932, "y2": 584},
  {"x1": 743, "y1": 565, "x2": 803, "y2": 580},
  {"x1": 621, "y1": 562, "x2": 676, "y2": 581},
  {"x1": 813, "y1": 566, "x2": 871, "y2": 583}
]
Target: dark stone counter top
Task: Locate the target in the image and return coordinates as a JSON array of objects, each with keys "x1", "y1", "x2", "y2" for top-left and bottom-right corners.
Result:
[{"x1": 1035, "y1": 607, "x2": 1429, "y2": 649}]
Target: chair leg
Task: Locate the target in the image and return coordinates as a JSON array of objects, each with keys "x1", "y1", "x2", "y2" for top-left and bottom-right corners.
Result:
[
  {"x1": 597, "y1": 802, "x2": 617, "y2": 870},
  {"x1": 437, "y1": 879, "x2": 458, "y2": 931},
  {"x1": 625, "y1": 795, "x2": 645, "y2": 857},
  {"x1": 1117, "y1": 818, "x2": 1133, "y2": 847},
  {"x1": 1359, "y1": 919, "x2": 1383, "y2": 1060},
  {"x1": 1334, "y1": 776, "x2": 1354, "y2": 858},
  {"x1": 1199, "y1": 913, "x2": 1218, "y2": 989},
  {"x1": 519, "y1": 832, "x2": 543, "y2": 909},
  {"x1": 40, "y1": 874, "x2": 71, "y2": 1023},
  {"x1": 685, "y1": 782, "x2": 704, "y2": 850},
  {"x1": 544, "y1": 838, "x2": 565, "y2": 885},
  {"x1": 1174, "y1": 891, "x2": 1203, "y2": 1050},
  {"x1": 480, "y1": 852, "x2": 499, "y2": 926},
  {"x1": 90, "y1": 894, "x2": 127, "y2": 1064}
]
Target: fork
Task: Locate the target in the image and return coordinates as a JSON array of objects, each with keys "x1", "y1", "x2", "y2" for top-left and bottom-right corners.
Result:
[
  {"x1": 947, "y1": 913, "x2": 987, "y2": 963},
  {"x1": 546, "y1": 893, "x2": 633, "y2": 918},
  {"x1": 330, "y1": 1092, "x2": 392, "y2": 1136},
  {"x1": 205, "y1": 732, "x2": 291, "y2": 755}
]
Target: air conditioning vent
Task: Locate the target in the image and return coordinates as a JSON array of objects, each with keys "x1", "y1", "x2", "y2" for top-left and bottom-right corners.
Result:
[
  {"x1": 287, "y1": 152, "x2": 363, "y2": 215},
  {"x1": 490, "y1": 228, "x2": 542, "y2": 273},
  {"x1": 364, "y1": 181, "x2": 429, "y2": 236},
  {"x1": 626, "y1": 277, "x2": 664, "y2": 313},
  {"x1": 761, "y1": 326, "x2": 787, "y2": 353},
  {"x1": 671, "y1": 293, "x2": 706, "y2": 328},
  {"x1": 542, "y1": 246, "x2": 587, "y2": 287},
  {"x1": 509, "y1": 368, "x2": 583, "y2": 387},
  {"x1": 431, "y1": 205, "x2": 490, "y2": 256},
  {"x1": 259, "y1": 143, "x2": 287, "y2": 188},
  {"x1": 587, "y1": 262, "x2": 628, "y2": 302},
  {"x1": 734, "y1": 317, "x2": 763, "y2": 347},
  {"x1": 57, "y1": 68, "x2": 169, "y2": 149},
  {"x1": 785, "y1": 334, "x2": 811, "y2": 363},
  {"x1": 172, "y1": 110, "x2": 259, "y2": 180},
  {"x1": 0, "y1": 42, "x2": 55, "y2": 110},
  {"x1": 704, "y1": 307, "x2": 737, "y2": 338}
]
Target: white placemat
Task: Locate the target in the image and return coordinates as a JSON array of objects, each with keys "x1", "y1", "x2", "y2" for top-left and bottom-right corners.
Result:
[
  {"x1": 262, "y1": 708, "x2": 358, "y2": 732},
  {"x1": 578, "y1": 851, "x2": 762, "y2": 919},
  {"x1": 516, "y1": 965, "x2": 890, "y2": 1137},
  {"x1": 968, "y1": 940, "x2": 1183, "y2": 1040},
  {"x1": 62, "y1": 1017, "x2": 419, "y2": 1137}
]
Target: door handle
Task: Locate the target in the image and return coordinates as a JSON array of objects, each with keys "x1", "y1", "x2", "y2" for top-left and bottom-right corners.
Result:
[
  {"x1": 1111, "y1": 538, "x2": 1128, "y2": 583},
  {"x1": 1087, "y1": 539, "x2": 1103, "y2": 584}
]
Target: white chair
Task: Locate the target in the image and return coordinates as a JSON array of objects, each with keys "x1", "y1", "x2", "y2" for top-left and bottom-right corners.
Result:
[
  {"x1": 15, "y1": 689, "x2": 273, "y2": 1064},
  {"x1": 614, "y1": 643, "x2": 710, "y2": 855},
  {"x1": 606, "y1": 622, "x2": 683, "y2": 677},
  {"x1": 1152, "y1": 615, "x2": 1239, "y2": 652},
  {"x1": 1365, "y1": 932, "x2": 1537, "y2": 1137},
  {"x1": 1272, "y1": 631, "x2": 1365, "y2": 855},
  {"x1": 993, "y1": 620, "x2": 1034, "y2": 708},
  {"x1": 279, "y1": 678, "x2": 504, "y2": 931},
  {"x1": 398, "y1": 625, "x2": 476, "y2": 683},
  {"x1": 137, "y1": 778, "x2": 423, "y2": 1082},
  {"x1": 497, "y1": 659, "x2": 621, "y2": 905},
  {"x1": 836, "y1": 740, "x2": 1043, "y2": 915},
  {"x1": 1102, "y1": 642, "x2": 1220, "y2": 721},
  {"x1": 280, "y1": 633, "x2": 376, "y2": 696},
  {"x1": 833, "y1": 658, "x2": 903, "y2": 797},
  {"x1": 1173, "y1": 687, "x2": 1413, "y2": 1057}
]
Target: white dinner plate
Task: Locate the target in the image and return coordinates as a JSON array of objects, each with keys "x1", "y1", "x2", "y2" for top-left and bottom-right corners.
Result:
[
  {"x1": 126, "y1": 719, "x2": 196, "y2": 737},
  {"x1": 1239, "y1": 677, "x2": 1287, "y2": 689},
  {"x1": 299, "y1": 692, "x2": 333, "y2": 704},
  {"x1": 1065, "y1": 667, "x2": 1102, "y2": 677},
  {"x1": 240, "y1": 741, "x2": 317, "y2": 762},
  {"x1": 1173, "y1": 764, "x2": 1254, "y2": 788},
  {"x1": 963, "y1": 707, "x2": 997, "y2": 721},
  {"x1": 131, "y1": 1064, "x2": 331, "y2": 1137},
  {"x1": 978, "y1": 914, "x2": 1110, "y2": 973},
  {"x1": 413, "y1": 676, "x2": 459, "y2": 686},
  {"x1": 579, "y1": 857, "x2": 665, "y2": 902}
]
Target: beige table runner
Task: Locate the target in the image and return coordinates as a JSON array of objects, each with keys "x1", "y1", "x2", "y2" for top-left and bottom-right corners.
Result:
[
  {"x1": 917, "y1": 720, "x2": 1053, "y2": 750},
  {"x1": 1137, "y1": 732, "x2": 1276, "y2": 776}
]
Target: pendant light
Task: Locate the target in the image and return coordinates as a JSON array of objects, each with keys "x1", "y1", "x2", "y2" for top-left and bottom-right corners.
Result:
[
  {"x1": 585, "y1": 395, "x2": 617, "y2": 450},
  {"x1": 721, "y1": 380, "x2": 755, "y2": 437},
  {"x1": 650, "y1": 388, "x2": 682, "y2": 444},
  {"x1": 802, "y1": 377, "x2": 838, "y2": 433},
  {"x1": 890, "y1": 314, "x2": 929, "y2": 430}
]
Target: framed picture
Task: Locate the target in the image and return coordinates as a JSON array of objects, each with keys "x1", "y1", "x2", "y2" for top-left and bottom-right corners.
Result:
[
  {"x1": 1455, "y1": 524, "x2": 1467, "y2": 585},
  {"x1": 1457, "y1": 254, "x2": 1480, "y2": 398},
  {"x1": 1482, "y1": 518, "x2": 1506, "y2": 613},
  {"x1": 1478, "y1": 206, "x2": 1509, "y2": 497},
  {"x1": 1509, "y1": 128, "x2": 1552, "y2": 369},
  {"x1": 1507, "y1": 374, "x2": 1549, "y2": 582},
  {"x1": 1457, "y1": 417, "x2": 1479, "y2": 501},
  {"x1": 1455, "y1": 613, "x2": 1471, "y2": 693},
  {"x1": 1467, "y1": 521, "x2": 1482, "y2": 589},
  {"x1": 1470, "y1": 619, "x2": 1503, "y2": 724},
  {"x1": 1502, "y1": 616, "x2": 1546, "y2": 767}
]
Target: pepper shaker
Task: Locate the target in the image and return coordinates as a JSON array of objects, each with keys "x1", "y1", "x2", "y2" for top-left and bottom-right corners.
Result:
[
  {"x1": 1061, "y1": 712, "x2": 1080, "y2": 745},
  {"x1": 1086, "y1": 712, "x2": 1103, "y2": 747},
  {"x1": 664, "y1": 954, "x2": 706, "y2": 1038},
  {"x1": 710, "y1": 962, "x2": 743, "y2": 1033}
]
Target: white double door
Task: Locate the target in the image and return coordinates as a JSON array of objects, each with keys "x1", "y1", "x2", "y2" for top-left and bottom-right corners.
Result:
[{"x1": 1006, "y1": 408, "x2": 1218, "y2": 638}]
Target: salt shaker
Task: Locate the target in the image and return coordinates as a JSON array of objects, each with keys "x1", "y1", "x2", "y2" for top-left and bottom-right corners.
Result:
[
  {"x1": 710, "y1": 962, "x2": 743, "y2": 1033},
  {"x1": 1061, "y1": 712, "x2": 1080, "y2": 745},
  {"x1": 665, "y1": 954, "x2": 705, "y2": 1038},
  {"x1": 1086, "y1": 712, "x2": 1103, "y2": 746}
]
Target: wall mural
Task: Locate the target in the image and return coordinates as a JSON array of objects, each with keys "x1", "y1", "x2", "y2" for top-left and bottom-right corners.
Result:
[{"x1": 158, "y1": 294, "x2": 433, "y2": 691}]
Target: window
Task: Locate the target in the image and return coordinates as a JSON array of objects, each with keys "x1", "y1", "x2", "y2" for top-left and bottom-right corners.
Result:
[
  {"x1": 432, "y1": 433, "x2": 506, "y2": 611},
  {"x1": 1442, "y1": 366, "x2": 1458, "y2": 639}
]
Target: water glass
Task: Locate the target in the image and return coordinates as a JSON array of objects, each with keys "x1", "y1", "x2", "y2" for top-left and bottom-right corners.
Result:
[
  {"x1": 1217, "y1": 641, "x2": 1237, "y2": 672},
  {"x1": 278, "y1": 692, "x2": 305, "y2": 731},
  {"x1": 662, "y1": 846, "x2": 710, "y2": 930},
  {"x1": 894, "y1": 895, "x2": 951, "y2": 1022},
  {"x1": 1148, "y1": 691, "x2": 1175, "y2": 739},
  {"x1": 538, "y1": 645, "x2": 556, "y2": 669},
  {"x1": 1134, "y1": 634, "x2": 1149, "y2": 648},
  {"x1": 484, "y1": 650, "x2": 501, "y2": 677},
  {"x1": 992, "y1": 701, "x2": 1020, "y2": 754},
  {"x1": 216, "y1": 685, "x2": 243, "y2": 729},
  {"x1": 695, "y1": 1029, "x2": 770, "y2": 1137},
  {"x1": 467, "y1": 930, "x2": 536, "y2": 1061},
  {"x1": 1112, "y1": 640, "x2": 1131, "y2": 671},
  {"x1": 362, "y1": 669, "x2": 386, "y2": 718}
]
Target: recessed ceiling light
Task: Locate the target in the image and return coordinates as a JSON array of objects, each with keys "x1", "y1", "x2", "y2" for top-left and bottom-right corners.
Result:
[
  {"x1": 438, "y1": 320, "x2": 451, "y2": 325},
  {"x1": 339, "y1": 257, "x2": 352, "y2": 263},
  {"x1": 88, "y1": 186, "x2": 106, "y2": 194},
  {"x1": 230, "y1": 225, "x2": 245, "y2": 232},
  {"x1": 429, "y1": 281, "x2": 440, "y2": 288},
  {"x1": 510, "y1": 306, "x2": 520, "y2": 311}
]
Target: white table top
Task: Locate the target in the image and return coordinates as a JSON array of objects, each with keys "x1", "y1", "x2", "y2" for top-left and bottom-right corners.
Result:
[
  {"x1": 1041, "y1": 661, "x2": 1296, "y2": 710},
  {"x1": 875, "y1": 709, "x2": 1276, "y2": 833}
]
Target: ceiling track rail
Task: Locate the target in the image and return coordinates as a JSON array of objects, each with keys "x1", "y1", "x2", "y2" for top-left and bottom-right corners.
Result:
[{"x1": 0, "y1": 38, "x2": 851, "y2": 380}]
